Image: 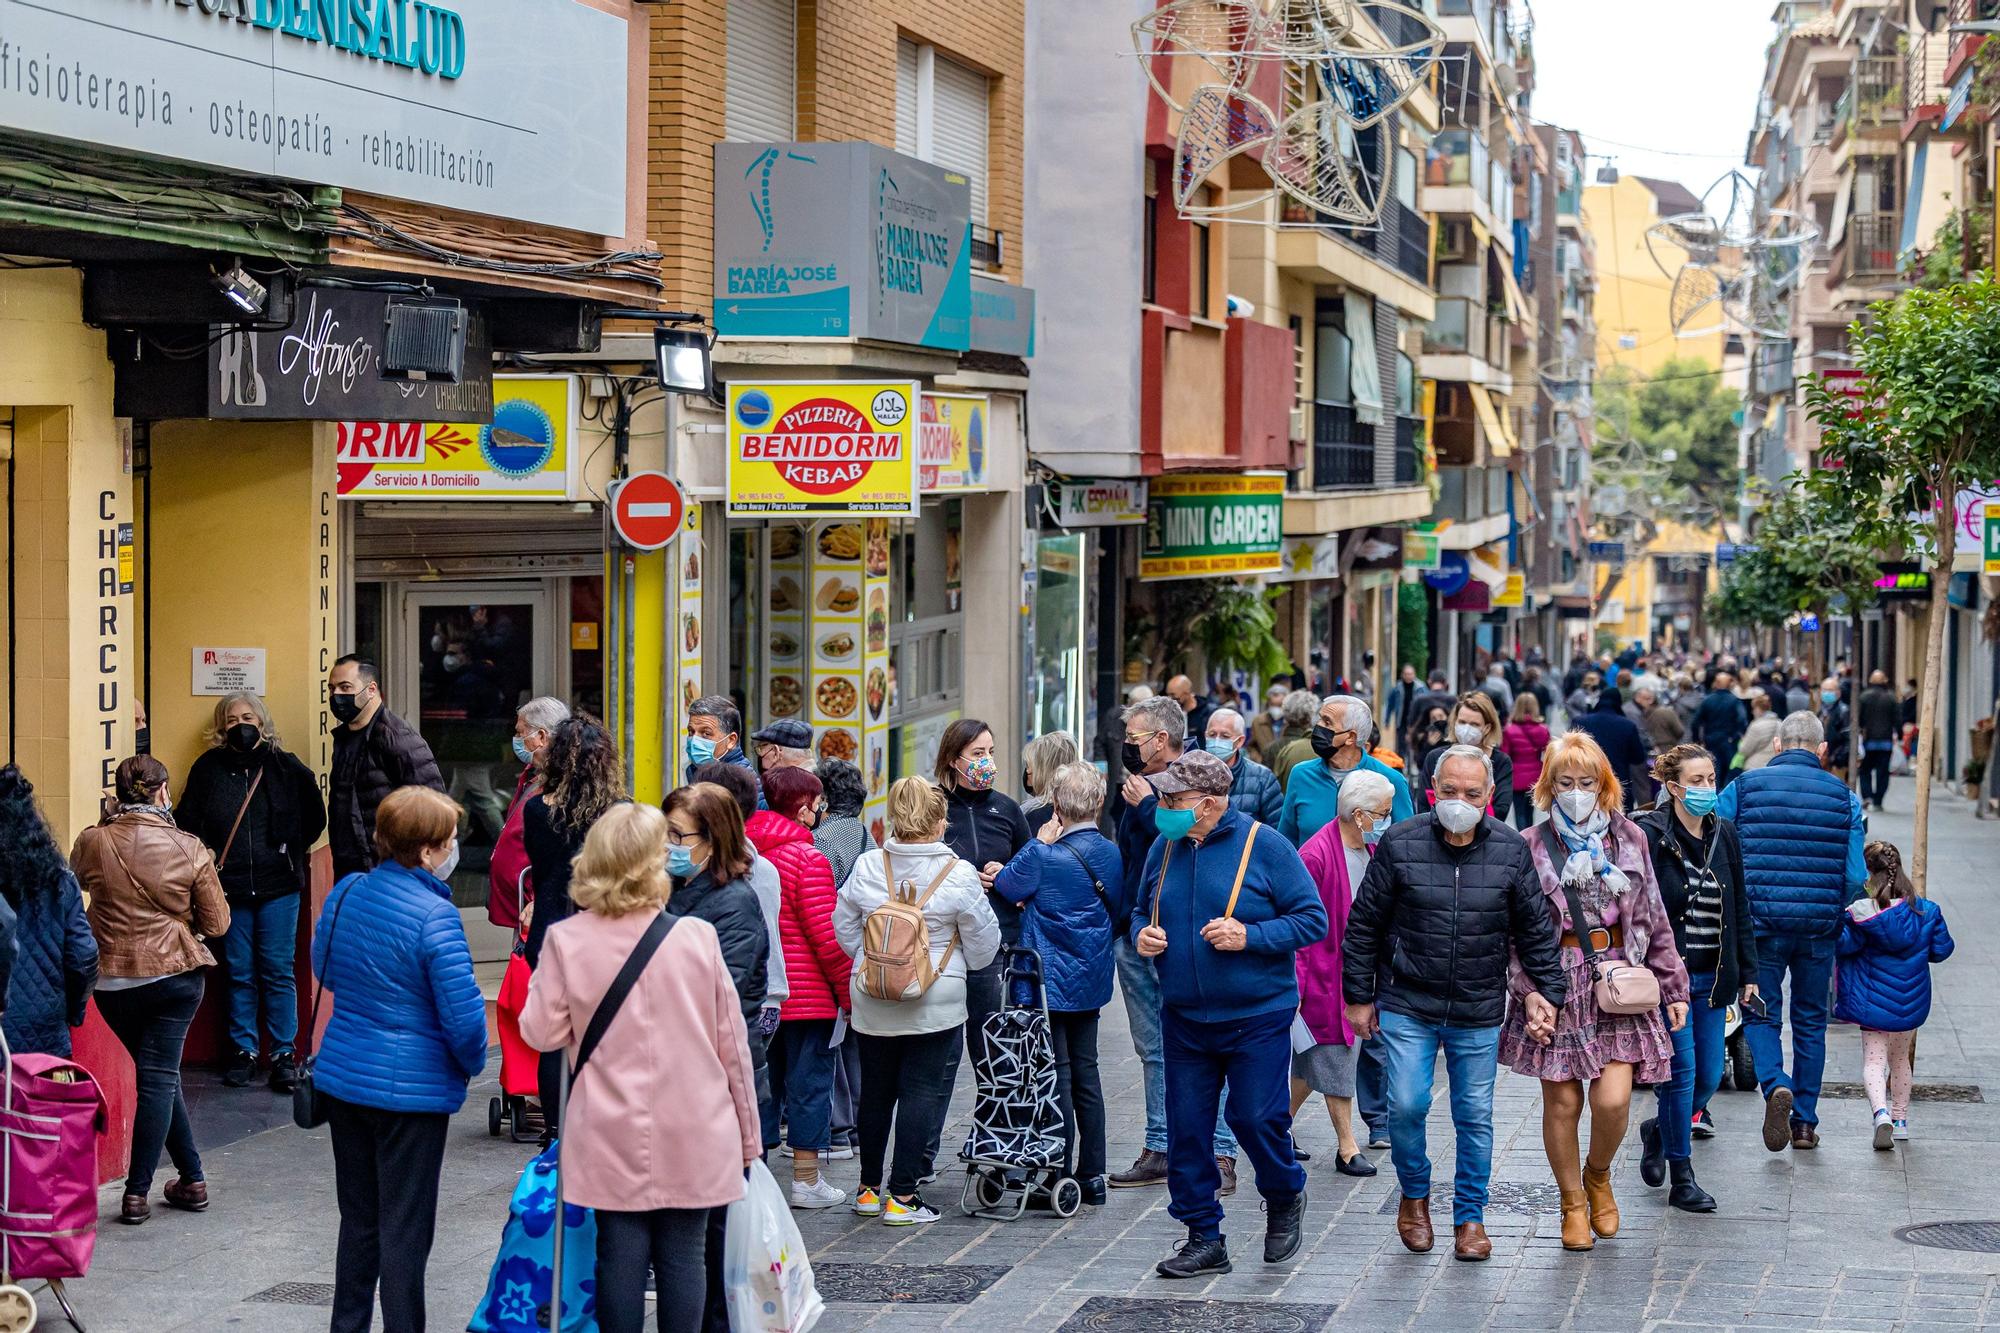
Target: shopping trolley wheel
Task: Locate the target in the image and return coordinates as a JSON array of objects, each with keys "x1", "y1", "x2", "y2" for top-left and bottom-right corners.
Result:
[
  {"x1": 1049, "y1": 1177, "x2": 1082, "y2": 1219},
  {"x1": 488, "y1": 1095, "x2": 504, "y2": 1137},
  {"x1": 972, "y1": 1169, "x2": 1008, "y2": 1212},
  {"x1": 0, "y1": 1282, "x2": 37, "y2": 1332}
]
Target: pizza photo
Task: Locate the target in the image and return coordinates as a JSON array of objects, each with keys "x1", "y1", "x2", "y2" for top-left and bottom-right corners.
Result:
[
  {"x1": 815, "y1": 676, "x2": 858, "y2": 719},
  {"x1": 769, "y1": 674, "x2": 803, "y2": 716}
]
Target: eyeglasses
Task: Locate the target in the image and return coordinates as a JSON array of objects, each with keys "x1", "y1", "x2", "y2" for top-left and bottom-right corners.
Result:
[{"x1": 666, "y1": 827, "x2": 707, "y2": 847}]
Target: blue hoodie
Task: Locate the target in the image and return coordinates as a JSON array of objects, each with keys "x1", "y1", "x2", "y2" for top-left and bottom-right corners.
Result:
[
  {"x1": 1131, "y1": 808, "x2": 1327, "y2": 1023},
  {"x1": 1835, "y1": 898, "x2": 1954, "y2": 1031}
]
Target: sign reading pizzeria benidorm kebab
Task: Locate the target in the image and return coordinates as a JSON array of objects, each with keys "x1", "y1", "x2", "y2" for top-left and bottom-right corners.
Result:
[{"x1": 727, "y1": 382, "x2": 920, "y2": 518}]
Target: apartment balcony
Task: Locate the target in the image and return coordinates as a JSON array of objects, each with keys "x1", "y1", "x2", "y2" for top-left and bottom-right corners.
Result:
[
  {"x1": 1422, "y1": 296, "x2": 1513, "y2": 388},
  {"x1": 1273, "y1": 207, "x2": 1439, "y2": 318},
  {"x1": 1393, "y1": 203, "x2": 1431, "y2": 284},
  {"x1": 1283, "y1": 405, "x2": 1434, "y2": 533},
  {"x1": 1907, "y1": 29, "x2": 1956, "y2": 131},
  {"x1": 1845, "y1": 56, "x2": 1904, "y2": 136},
  {"x1": 1947, "y1": 0, "x2": 2000, "y2": 84},
  {"x1": 1842, "y1": 211, "x2": 1902, "y2": 283},
  {"x1": 1421, "y1": 128, "x2": 1510, "y2": 247},
  {"x1": 1394, "y1": 415, "x2": 1424, "y2": 485},
  {"x1": 1311, "y1": 403, "x2": 1375, "y2": 490}
]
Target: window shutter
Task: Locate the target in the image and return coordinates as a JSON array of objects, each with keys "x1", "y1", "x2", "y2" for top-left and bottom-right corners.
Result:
[
  {"x1": 932, "y1": 54, "x2": 990, "y2": 226},
  {"x1": 725, "y1": 0, "x2": 795, "y2": 143},
  {"x1": 896, "y1": 39, "x2": 920, "y2": 155}
]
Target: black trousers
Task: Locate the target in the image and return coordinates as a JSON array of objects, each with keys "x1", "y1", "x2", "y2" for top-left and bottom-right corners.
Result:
[
  {"x1": 597, "y1": 1206, "x2": 709, "y2": 1333},
  {"x1": 94, "y1": 970, "x2": 205, "y2": 1197},
  {"x1": 1861, "y1": 749, "x2": 1893, "y2": 806},
  {"x1": 325, "y1": 1094, "x2": 450, "y2": 1333},
  {"x1": 858, "y1": 1027, "x2": 963, "y2": 1197},
  {"x1": 1050, "y1": 1009, "x2": 1107, "y2": 1181}
]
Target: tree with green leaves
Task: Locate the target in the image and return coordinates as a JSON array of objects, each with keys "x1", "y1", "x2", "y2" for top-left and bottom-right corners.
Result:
[
  {"x1": 1803, "y1": 274, "x2": 2000, "y2": 888},
  {"x1": 1594, "y1": 359, "x2": 1742, "y2": 525}
]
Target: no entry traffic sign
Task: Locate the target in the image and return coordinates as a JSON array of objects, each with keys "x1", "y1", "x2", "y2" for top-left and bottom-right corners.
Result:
[{"x1": 610, "y1": 472, "x2": 687, "y2": 550}]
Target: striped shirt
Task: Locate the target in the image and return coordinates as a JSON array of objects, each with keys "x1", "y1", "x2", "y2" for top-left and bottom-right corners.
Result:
[{"x1": 1671, "y1": 818, "x2": 1723, "y2": 975}]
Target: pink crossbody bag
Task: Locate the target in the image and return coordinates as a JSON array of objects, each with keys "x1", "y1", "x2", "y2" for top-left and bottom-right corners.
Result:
[{"x1": 1545, "y1": 823, "x2": 1662, "y2": 1016}]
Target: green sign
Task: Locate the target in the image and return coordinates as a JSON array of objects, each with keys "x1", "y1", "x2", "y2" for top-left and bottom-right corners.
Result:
[
  {"x1": 1139, "y1": 473, "x2": 1285, "y2": 581},
  {"x1": 1403, "y1": 527, "x2": 1442, "y2": 571},
  {"x1": 1985, "y1": 512, "x2": 2000, "y2": 575}
]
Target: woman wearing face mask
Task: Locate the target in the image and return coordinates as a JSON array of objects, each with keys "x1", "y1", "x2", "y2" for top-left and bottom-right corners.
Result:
[
  {"x1": 1502, "y1": 694, "x2": 1551, "y2": 831},
  {"x1": 1501, "y1": 732, "x2": 1688, "y2": 1251},
  {"x1": 73, "y1": 755, "x2": 231, "y2": 1226},
  {"x1": 934, "y1": 718, "x2": 1032, "y2": 1065},
  {"x1": 1633, "y1": 744, "x2": 1758, "y2": 1210},
  {"x1": 488, "y1": 696, "x2": 570, "y2": 931},
  {"x1": 1415, "y1": 693, "x2": 1513, "y2": 823},
  {"x1": 180, "y1": 692, "x2": 327, "y2": 1092},
  {"x1": 1291, "y1": 770, "x2": 1395, "y2": 1177},
  {"x1": 308, "y1": 786, "x2": 488, "y2": 1332}
]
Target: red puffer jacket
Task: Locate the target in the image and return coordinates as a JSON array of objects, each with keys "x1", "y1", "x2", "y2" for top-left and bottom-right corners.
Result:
[{"x1": 743, "y1": 810, "x2": 851, "y2": 1020}]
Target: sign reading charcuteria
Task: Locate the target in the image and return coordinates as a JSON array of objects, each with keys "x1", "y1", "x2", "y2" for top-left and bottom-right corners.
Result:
[{"x1": 726, "y1": 382, "x2": 920, "y2": 517}]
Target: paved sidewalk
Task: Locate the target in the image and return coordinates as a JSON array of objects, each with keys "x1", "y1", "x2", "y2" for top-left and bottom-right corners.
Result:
[{"x1": 38, "y1": 783, "x2": 2000, "y2": 1332}]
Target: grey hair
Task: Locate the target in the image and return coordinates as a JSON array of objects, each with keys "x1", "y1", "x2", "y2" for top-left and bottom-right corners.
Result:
[
  {"x1": 1779, "y1": 710, "x2": 1824, "y2": 751},
  {"x1": 1281, "y1": 689, "x2": 1321, "y2": 728},
  {"x1": 1336, "y1": 769, "x2": 1396, "y2": 819},
  {"x1": 1048, "y1": 762, "x2": 1107, "y2": 824},
  {"x1": 1126, "y1": 696, "x2": 1187, "y2": 746},
  {"x1": 1208, "y1": 707, "x2": 1246, "y2": 738},
  {"x1": 206, "y1": 692, "x2": 278, "y2": 749},
  {"x1": 517, "y1": 696, "x2": 570, "y2": 735},
  {"x1": 1434, "y1": 743, "x2": 1494, "y2": 789},
  {"x1": 1322, "y1": 693, "x2": 1373, "y2": 736},
  {"x1": 1022, "y1": 731, "x2": 1080, "y2": 797}
]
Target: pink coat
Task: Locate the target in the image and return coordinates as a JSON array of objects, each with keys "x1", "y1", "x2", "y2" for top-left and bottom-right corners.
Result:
[
  {"x1": 1502, "y1": 722, "x2": 1549, "y2": 793},
  {"x1": 520, "y1": 908, "x2": 761, "y2": 1211},
  {"x1": 1295, "y1": 824, "x2": 1370, "y2": 1046}
]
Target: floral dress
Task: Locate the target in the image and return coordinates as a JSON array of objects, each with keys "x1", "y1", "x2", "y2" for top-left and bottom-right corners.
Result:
[{"x1": 1498, "y1": 810, "x2": 1688, "y2": 1084}]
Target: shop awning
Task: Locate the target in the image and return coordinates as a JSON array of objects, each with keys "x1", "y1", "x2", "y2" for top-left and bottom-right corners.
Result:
[{"x1": 1472, "y1": 387, "x2": 1514, "y2": 459}]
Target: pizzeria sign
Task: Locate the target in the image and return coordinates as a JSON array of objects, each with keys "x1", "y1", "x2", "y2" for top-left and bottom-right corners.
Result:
[{"x1": 727, "y1": 381, "x2": 920, "y2": 517}]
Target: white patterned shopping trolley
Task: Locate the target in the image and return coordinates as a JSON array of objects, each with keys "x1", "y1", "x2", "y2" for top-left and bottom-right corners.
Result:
[{"x1": 957, "y1": 948, "x2": 1081, "y2": 1220}]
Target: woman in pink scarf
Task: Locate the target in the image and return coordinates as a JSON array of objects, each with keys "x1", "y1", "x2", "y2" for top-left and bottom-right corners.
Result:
[{"x1": 1292, "y1": 768, "x2": 1397, "y2": 1176}]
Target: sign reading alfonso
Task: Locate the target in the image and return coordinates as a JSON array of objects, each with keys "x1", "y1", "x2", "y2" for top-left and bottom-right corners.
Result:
[{"x1": 728, "y1": 382, "x2": 919, "y2": 517}]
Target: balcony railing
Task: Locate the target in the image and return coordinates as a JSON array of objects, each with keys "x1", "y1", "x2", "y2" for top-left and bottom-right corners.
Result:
[
  {"x1": 1427, "y1": 296, "x2": 1474, "y2": 353},
  {"x1": 1394, "y1": 416, "x2": 1424, "y2": 484},
  {"x1": 1845, "y1": 212, "x2": 1902, "y2": 281},
  {"x1": 1907, "y1": 29, "x2": 1950, "y2": 120},
  {"x1": 1393, "y1": 203, "x2": 1430, "y2": 282},
  {"x1": 1852, "y1": 55, "x2": 1903, "y2": 129},
  {"x1": 1312, "y1": 402, "x2": 1375, "y2": 489}
]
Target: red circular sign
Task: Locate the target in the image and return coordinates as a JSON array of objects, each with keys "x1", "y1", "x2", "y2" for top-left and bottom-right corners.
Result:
[
  {"x1": 611, "y1": 472, "x2": 686, "y2": 550},
  {"x1": 753, "y1": 398, "x2": 894, "y2": 496}
]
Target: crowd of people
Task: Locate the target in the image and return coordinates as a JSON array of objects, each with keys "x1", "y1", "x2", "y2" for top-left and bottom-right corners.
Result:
[{"x1": 0, "y1": 639, "x2": 1956, "y2": 1330}]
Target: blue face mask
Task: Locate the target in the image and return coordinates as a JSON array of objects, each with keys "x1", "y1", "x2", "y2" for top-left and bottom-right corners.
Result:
[
  {"x1": 512, "y1": 736, "x2": 534, "y2": 765},
  {"x1": 1821, "y1": 689, "x2": 1839, "y2": 705},
  {"x1": 1680, "y1": 785, "x2": 1718, "y2": 817},
  {"x1": 1366, "y1": 814, "x2": 1392, "y2": 845},
  {"x1": 1154, "y1": 805, "x2": 1198, "y2": 841},
  {"x1": 685, "y1": 735, "x2": 718, "y2": 768},
  {"x1": 1203, "y1": 738, "x2": 1238, "y2": 761},
  {"x1": 667, "y1": 844, "x2": 697, "y2": 878}
]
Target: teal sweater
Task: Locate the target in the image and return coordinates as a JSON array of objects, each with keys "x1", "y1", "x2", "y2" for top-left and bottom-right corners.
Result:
[{"x1": 1277, "y1": 754, "x2": 1414, "y2": 846}]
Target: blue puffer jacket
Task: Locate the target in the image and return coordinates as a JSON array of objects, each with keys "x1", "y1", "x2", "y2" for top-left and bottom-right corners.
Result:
[
  {"x1": 1, "y1": 871, "x2": 98, "y2": 1058},
  {"x1": 993, "y1": 828, "x2": 1122, "y2": 1012},
  {"x1": 1226, "y1": 755, "x2": 1284, "y2": 829},
  {"x1": 1835, "y1": 898, "x2": 1954, "y2": 1031},
  {"x1": 1716, "y1": 748, "x2": 1865, "y2": 938},
  {"x1": 310, "y1": 862, "x2": 488, "y2": 1113}
]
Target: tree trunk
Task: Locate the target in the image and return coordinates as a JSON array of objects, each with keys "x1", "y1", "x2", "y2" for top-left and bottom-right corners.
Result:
[
  {"x1": 1847, "y1": 594, "x2": 1863, "y2": 793},
  {"x1": 1912, "y1": 503, "x2": 1956, "y2": 893}
]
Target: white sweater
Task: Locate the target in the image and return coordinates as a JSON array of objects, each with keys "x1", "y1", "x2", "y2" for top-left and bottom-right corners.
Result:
[{"x1": 833, "y1": 839, "x2": 1000, "y2": 1037}]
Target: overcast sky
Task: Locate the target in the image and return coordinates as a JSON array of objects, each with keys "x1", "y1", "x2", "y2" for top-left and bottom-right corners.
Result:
[{"x1": 1522, "y1": 0, "x2": 1775, "y2": 197}]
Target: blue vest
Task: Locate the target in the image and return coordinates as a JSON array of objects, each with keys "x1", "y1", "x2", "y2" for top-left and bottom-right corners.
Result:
[{"x1": 1732, "y1": 749, "x2": 1854, "y2": 938}]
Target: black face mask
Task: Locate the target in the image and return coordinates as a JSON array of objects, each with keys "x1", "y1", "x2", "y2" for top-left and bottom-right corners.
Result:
[
  {"x1": 226, "y1": 722, "x2": 262, "y2": 753},
  {"x1": 133, "y1": 726, "x2": 151, "y2": 755},
  {"x1": 1122, "y1": 740, "x2": 1149, "y2": 774},
  {"x1": 1310, "y1": 726, "x2": 1345, "y2": 760},
  {"x1": 329, "y1": 692, "x2": 363, "y2": 724}
]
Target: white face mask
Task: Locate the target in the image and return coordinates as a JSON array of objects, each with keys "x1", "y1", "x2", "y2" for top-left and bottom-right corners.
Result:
[
  {"x1": 1557, "y1": 789, "x2": 1598, "y2": 822},
  {"x1": 1454, "y1": 723, "x2": 1484, "y2": 746},
  {"x1": 430, "y1": 839, "x2": 461, "y2": 880},
  {"x1": 1434, "y1": 799, "x2": 1482, "y2": 834}
]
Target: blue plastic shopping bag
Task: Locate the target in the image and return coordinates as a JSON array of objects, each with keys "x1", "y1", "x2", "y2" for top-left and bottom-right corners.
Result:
[{"x1": 469, "y1": 1142, "x2": 598, "y2": 1333}]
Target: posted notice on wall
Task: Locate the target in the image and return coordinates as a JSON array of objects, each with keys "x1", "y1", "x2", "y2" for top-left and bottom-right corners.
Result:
[{"x1": 192, "y1": 647, "x2": 267, "y2": 697}]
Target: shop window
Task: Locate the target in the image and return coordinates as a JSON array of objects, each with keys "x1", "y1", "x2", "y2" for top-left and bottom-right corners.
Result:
[
  {"x1": 1032, "y1": 533, "x2": 1090, "y2": 741},
  {"x1": 725, "y1": 0, "x2": 795, "y2": 142}
]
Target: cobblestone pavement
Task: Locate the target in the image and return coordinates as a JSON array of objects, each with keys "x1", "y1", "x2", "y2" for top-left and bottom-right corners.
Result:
[{"x1": 41, "y1": 783, "x2": 2000, "y2": 1331}]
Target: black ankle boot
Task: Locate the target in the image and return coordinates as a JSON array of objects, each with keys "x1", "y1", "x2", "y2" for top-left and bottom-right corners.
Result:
[
  {"x1": 1638, "y1": 1117, "x2": 1666, "y2": 1188},
  {"x1": 1668, "y1": 1159, "x2": 1715, "y2": 1213}
]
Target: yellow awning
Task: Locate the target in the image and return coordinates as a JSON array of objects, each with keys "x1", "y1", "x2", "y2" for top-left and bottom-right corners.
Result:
[{"x1": 1472, "y1": 386, "x2": 1513, "y2": 459}]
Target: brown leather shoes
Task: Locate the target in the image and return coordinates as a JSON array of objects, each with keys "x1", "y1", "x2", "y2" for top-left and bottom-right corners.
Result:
[
  {"x1": 1792, "y1": 1125, "x2": 1819, "y2": 1150},
  {"x1": 1453, "y1": 1221, "x2": 1492, "y2": 1261},
  {"x1": 118, "y1": 1193, "x2": 149, "y2": 1226},
  {"x1": 1582, "y1": 1165, "x2": 1619, "y2": 1238},
  {"x1": 1396, "y1": 1195, "x2": 1434, "y2": 1253},
  {"x1": 163, "y1": 1178, "x2": 209, "y2": 1212},
  {"x1": 1559, "y1": 1186, "x2": 1593, "y2": 1251},
  {"x1": 1216, "y1": 1156, "x2": 1238, "y2": 1197},
  {"x1": 1109, "y1": 1150, "x2": 1169, "y2": 1187}
]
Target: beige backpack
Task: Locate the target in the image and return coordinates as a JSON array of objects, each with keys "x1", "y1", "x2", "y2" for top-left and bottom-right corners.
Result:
[{"x1": 858, "y1": 849, "x2": 959, "y2": 1002}]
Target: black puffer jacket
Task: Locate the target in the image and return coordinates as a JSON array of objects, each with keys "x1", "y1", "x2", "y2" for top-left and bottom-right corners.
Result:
[
  {"x1": 181, "y1": 743, "x2": 327, "y2": 900},
  {"x1": 1343, "y1": 814, "x2": 1568, "y2": 1026},
  {"x1": 1634, "y1": 806, "x2": 1758, "y2": 1005},
  {"x1": 328, "y1": 705, "x2": 445, "y2": 877},
  {"x1": 943, "y1": 784, "x2": 1032, "y2": 943},
  {"x1": 665, "y1": 867, "x2": 770, "y2": 1026}
]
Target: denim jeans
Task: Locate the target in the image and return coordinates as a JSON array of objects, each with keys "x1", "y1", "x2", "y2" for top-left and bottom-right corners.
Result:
[
  {"x1": 767, "y1": 1018, "x2": 838, "y2": 1152},
  {"x1": 1114, "y1": 937, "x2": 1237, "y2": 1157},
  {"x1": 95, "y1": 971, "x2": 206, "y2": 1196},
  {"x1": 1745, "y1": 932, "x2": 1836, "y2": 1128},
  {"x1": 1355, "y1": 1036, "x2": 1388, "y2": 1137},
  {"x1": 1377, "y1": 1009, "x2": 1502, "y2": 1226},
  {"x1": 1161, "y1": 1006, "x2": 1304, "y2": 1241},
  {"x1": 221, "y1": 892, "x2": 300, "y2": 1058},
  {"x1": 1653, "y1": 970, "x2": 1727, "y2": 1161}
]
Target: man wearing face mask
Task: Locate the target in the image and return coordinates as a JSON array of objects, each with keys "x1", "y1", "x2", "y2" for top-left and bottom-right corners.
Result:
[
  {"x1": 1248, "y1": 685, "x2": 1289, "y2": 766},
  {"x1": 1276, "y1": 695, "x2": 1413, "y2": 847},
  {"x1": 1205, "y1": 709, "x2": 1283, "y2": 828},
  {"x1": 1817, "y1": 676, "x2": 1852, "y2": 775},
  {"x1": 327, "y1": 655, "x2": 445, "y2": 879},
  {"x1": 1132, "y1": 752, "x2": 1326, "y2": 1278},
  {"x1": 1342, "y1": 747, "x2": 1568, "y2": 1261},
  {"x1": 686, "y1": 694, "x2": 759, "y2": 780},
  {"x1": 751, "y1": 720, "x2": 817, "y2": 775},
  {"x1": 487, "y1": 697, "x2": 571, "y2": 931}
]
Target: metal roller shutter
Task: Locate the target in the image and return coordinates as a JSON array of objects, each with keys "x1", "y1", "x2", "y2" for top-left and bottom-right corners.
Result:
[
  {"x1": 726, "y1": 0, "x2": 795, "y2": 143},
  {"x1": 897, "y1": 38, "x2": 920, "y2": 156},
  {"x1": 932, "y1": 54, "x2": 989, "y2": 226},
  {"x1": 351, "y1": 504, "x2": 606, "y2": 577}
]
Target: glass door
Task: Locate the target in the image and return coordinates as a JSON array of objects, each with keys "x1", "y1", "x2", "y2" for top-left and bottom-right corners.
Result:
[{"x1": 397, "y1": 582, "x2": 554, "y2": 960}]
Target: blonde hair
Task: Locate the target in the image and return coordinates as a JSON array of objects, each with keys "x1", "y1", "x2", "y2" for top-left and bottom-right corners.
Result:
[
  {"x1": 1454, "y1": 691, "x2": 1502, "y2": 750},
  {"x1": 1022, "y1": 731, "x2": 1080, "y2": 796},
  {"x1": 207, "y1": 692, "x2": 279, "y2": 749},
  {"x1": 1532, "y1": 731, "x2": 1623, "y2": 814},
  {"x1": 570, "y1": 803, "x2": 672, "y2": 917},
  {"x1": 887, "y1": 776, "x2": 948, "y2": 843}
]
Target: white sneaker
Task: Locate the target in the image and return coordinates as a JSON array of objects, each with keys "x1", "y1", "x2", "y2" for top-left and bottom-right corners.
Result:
[
  {"x1": 790, "y1": 1177, "x2": 848, "y2": 1210},
  {"x1": 1873, "y1": 1109, "x2": 1894, "y2": 1151},
  {"x1": 1893, "y1": 1118, "x2": 1911, "y2": 1141},
  {"x1": 882, "y1": 1194, "x2": 940, "y2": 1226}
]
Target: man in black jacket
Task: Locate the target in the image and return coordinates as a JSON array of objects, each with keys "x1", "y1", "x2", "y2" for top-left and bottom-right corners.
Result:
[
  {"x1": 1343, "y1": 747, "x2": 1567, "y2": 1262},
  {"x1": 1690, "y1": 670, "x2": 1748, "y2": 788},
  {"x1": 1856, "y1": 670, "x2": 1901, "y2": 812},
  {"x1": 327, "y1": 655, "x2": 446, "y2": 877}
]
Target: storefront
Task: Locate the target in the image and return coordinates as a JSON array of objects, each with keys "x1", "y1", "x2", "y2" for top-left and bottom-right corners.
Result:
[{"x1": 1032, "y1": 477, "x2": 1149, "y2": 760}]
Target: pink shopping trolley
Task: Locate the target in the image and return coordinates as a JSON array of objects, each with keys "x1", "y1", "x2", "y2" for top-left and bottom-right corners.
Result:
[{"x1": 0, "y1": 1030, "x2": 105, "y2": 1332}]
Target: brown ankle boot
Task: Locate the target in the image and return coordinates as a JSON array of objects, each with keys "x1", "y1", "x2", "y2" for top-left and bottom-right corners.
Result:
[
  {"x1": 1558, "y1": 1187, "x2": 1592, "y2": 1250},
  {"x1": 1582, "y1": 1165, "x2": 1619, "y2": 1237}
]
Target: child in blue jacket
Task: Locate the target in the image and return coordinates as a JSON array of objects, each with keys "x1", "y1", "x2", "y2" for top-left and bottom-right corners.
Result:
[{"x1": 1836, "y1": 841, "x2": 1954, "y2": 1150}]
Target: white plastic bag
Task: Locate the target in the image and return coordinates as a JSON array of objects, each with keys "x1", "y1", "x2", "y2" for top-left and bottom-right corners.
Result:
[{"x1": 723, "y1": 1159, "x2": 824, "y2": 1333}]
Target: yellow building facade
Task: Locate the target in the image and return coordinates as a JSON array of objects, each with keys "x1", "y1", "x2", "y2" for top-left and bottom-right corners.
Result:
[{"x1": 1582, "y1": 175, "x2": 1726, "y2": 377}]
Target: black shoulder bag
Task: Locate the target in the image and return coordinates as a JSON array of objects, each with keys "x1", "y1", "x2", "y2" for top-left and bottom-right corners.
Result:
[
  {"x1": 293, "y1": 882, "x2": 357, "y2": 1130},
  {"x1": 1057, "y1": 838, "x2": 1110, "y2": 909}
]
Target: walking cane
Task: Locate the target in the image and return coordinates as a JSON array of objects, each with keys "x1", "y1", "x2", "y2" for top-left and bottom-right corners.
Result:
[{"x1": 545, "y1": 1065, "x2": 569, "y2": 1332}]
